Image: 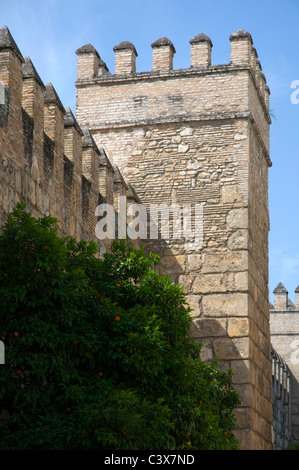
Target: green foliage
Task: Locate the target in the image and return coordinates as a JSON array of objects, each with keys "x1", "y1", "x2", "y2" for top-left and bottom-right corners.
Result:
[
  {"x1": 0, "y1": 204, "x2": 240, "y2": 450},
  {"x1": 286, "y1": 443, "x2": 299, "y2": 450}
]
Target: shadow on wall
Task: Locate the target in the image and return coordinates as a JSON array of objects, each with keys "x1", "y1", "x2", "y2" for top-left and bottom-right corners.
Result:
[{"x1": 134, "y1": 231, "x2": 257, "y2": 450}]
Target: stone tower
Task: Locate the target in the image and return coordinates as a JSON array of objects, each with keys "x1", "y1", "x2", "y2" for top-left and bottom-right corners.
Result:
[{"x1": 75, "y1": 29, "x2": 272, "y2": 449}]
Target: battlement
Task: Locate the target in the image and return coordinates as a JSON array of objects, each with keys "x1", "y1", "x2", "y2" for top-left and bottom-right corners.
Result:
[
  {"x1": 270, "y1": 282, "x2": 299, "y2": 312},
  {"x1": 75, "y1": 30, "x2": 271, "y2": 120},
  {"x1": 0, "y1": 25, "x2": 140, "y2": 245}
]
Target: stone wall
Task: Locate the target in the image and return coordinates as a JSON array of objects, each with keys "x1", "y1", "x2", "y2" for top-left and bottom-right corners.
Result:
[
  {"x1": 75, "y1": 30, "x2": 273, "y2": 449},
  {"x1": 0, "y1": 26, "x2": 139, "y2": 249}
]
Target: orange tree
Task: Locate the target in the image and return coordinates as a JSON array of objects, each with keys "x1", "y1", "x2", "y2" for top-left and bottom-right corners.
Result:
[{"x1": 0, "y1": 204, "x2": 240, "y2": 450}]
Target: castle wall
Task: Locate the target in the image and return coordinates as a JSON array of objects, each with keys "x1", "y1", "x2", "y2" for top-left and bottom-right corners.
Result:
[{"x1": 75, "y1": 31, "x2": 273, "y2": 449}]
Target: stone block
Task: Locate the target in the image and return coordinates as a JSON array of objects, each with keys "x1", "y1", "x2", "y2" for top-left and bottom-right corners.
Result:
[
  {"x1": 202, "y1": 292, "x2": 248, "y2": 317},
  {"x1": 202, "y1": 251, "x2": 248, "y2": 274},
  {"x1": 159, "y1": 254, "x2": 186, "y2": 275},
  {"x1": 227, "y1": 207, "x2": 248, "y2": 229},
  {"x1": 234, "y1": 407, "x2": 251, "y2": 429},
  {"x1": 178, "y1": 275, "x2": 195, "y2": 294},
  {"x1": 213, "y1": 336, "x2": 250, "y2": 360},
  {"x1": 228, "y1": 317, "x2": 249, "y2": 337},
  {"x1": 185, "y1": 295, "x2": 202, "y2": 316},
  {"x1": 228, "y1": 229, "x2": 248, "y2": 250},
  {"x1": 186, "y1": 254, "x2": 202, "y2": 272},
  {"x1": 221, "y1": 184, "x2": 244, "y2": 204}
]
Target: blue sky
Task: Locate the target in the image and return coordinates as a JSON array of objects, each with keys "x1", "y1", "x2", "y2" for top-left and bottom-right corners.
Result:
[{"x1": 1, "y1": 0, "x2": 299, "y2": 302}]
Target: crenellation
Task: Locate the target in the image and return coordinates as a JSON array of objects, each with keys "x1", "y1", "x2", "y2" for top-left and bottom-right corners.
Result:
[
  {"x1": 98, "y1": 146, "x2": 114, "y2": 205},
  {"x1": 64, "y1": 106, "x2": 83, "y2": 171},
  {"x1": 265, "y1": 84, "x2": 271, "y2": 111},
  {"x1": 64, "y1": 106, "x2": 83, "y2": 232},
  {"x1": 81, "y1": 127, "x2": 107, "y2": 238},
  {"x1": 229, "y1": 29, "x2": 253, "y2": 65},
  {"x1": 98, "y1": 57, "x2": 110, "y2": 76},
  {"x1": 0, "y1": 25, "x2": 23, "y2": 62},
  {"x1": 273, "y1": 282, "x2": 289, "y2": 311},
  {"x1": 113, "y1": 164, "x2": 128, "y2": 212},
  {"x1": 250, "y1": 46, "x2": 258, "y2": 69},
  {"x1": 81, "y1": 127, "x2": 99, "y2": 183},
  {"x1": 76, "y1": 43, "x2": 102, "y2": 80},
  {"x1": 43, "y1": 82, "x2": 66, "y2": 226},
  {"x1": 254, "y1": 59, "x2": 263, "y2": 93},
  {"x1": 22, "y1": 56, "x2": 45, "y2": 182},
  {"x1": 190, "y1": 33, "x2": 213, "y2": 68},
  {"x1": 113, "y1": 40, "x2": 138, "y2": 75},
  {"x1": 0, "y1": 27, "x2": 24, "y2": 162},
  {"x1": 151, "y1": 37, "x2": 175, "y2": 71}
]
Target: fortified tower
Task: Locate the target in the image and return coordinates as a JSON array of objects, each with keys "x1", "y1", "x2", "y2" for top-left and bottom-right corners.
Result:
[{"x1": 75, "y1": 30, "x2": 273, "y2": 449}]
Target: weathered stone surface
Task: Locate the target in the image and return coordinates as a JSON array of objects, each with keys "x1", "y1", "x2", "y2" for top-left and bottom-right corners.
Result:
[
  {"x1": 191, "y1": 317, "x2": 227, "y2": 338},
  {"x1": 231, "y1": 359, "x2": 250, "y2": 383},
  {"x1": 227, "y1": 207, "x2": 248, "y2": 229},
  {"x1": 202, "y1": 251, "x2": 248, "y2": 273},
  {"x1": 228, "y1": 317, "x2": 249, "y2": 337},
  {"x1": 159, "y1": 255, "x2": 186, "y2": 275},
  {"x1": 202, "y1": 293, "x2": 248, "y2": 317}
]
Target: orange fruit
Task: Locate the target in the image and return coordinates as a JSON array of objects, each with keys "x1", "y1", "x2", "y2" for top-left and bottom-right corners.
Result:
[
  {"x1": 73, "y1": 340, "x2": 78, "y2": 345},
  {"x1": 114, "y1": 316, "x2": 120, "y2": 322},
  {"x1": 16, "y1": 369, "x2": 22, "y2": 375},
  {"x1": 116, "y1": 283, "x2": 121, "y2": 287},
  {"x1": 186, "y1": 441, "x2": 191, "y2": 446},
  {"x1": 44, "y1": 246, "x2": 49, "y2": 250},
  {"x1": 223, "y1": 431, "x2": 227, "y2": 435},
  {"x1": 13, "y1": 331, "x2": 19, "y2": 337},
  {"x1": 98, "y1": 372, "x2": 103, "y2": 376},
  {"x1": 84, "y1": 353, "x2": 88, "y2": 357},
  {"x1": 66, "y1": 407, "x2": 71, "y2": 412}
]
